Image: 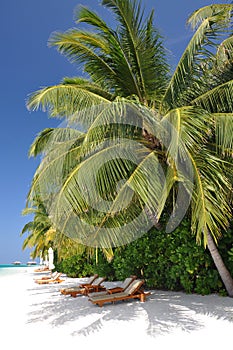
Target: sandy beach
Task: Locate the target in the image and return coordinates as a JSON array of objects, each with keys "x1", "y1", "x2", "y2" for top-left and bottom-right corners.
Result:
[{"x1": 0, "y1": 268, "x2": 232, "y2": 349}]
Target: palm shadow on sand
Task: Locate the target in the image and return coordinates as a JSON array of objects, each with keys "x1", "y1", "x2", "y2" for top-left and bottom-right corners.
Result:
[{"x1": 26, "y1": 282, "x2": 233, "y2": 338}]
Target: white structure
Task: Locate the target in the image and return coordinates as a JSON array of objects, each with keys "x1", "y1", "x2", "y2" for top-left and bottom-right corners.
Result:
[
  {"x1": 48, "y1": 247, "x2": 55, "y2": 270},
  {"x1": 44, "y1": 254, "x2": 48, "y2": 267}
]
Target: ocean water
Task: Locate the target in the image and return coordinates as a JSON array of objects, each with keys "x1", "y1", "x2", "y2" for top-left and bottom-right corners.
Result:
[{"x1": 0, "y1": 265, "x2": 36, "y2": 278}]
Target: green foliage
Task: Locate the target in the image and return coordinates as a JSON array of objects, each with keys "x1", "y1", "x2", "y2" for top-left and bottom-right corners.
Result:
[
  {"x1": 94, "y1": 253, "x2": 116, "y2": 281},
  {"x1": 219, "y1": 223, "x2": 233, "y2": 273},
  {"x1": 52, "y1": 218, "x2": 233, "y2": 295},
  {"x1": 24, "y1": 0, "x2": 233, "y2": 295},
  {"x1": 27, "y1": 1, "x2": 233, "y2": 250},
  {"x1": 55, "y1": 253, "x2": 95, "y2": 278},
  {"x1": 100, "y1": 219, "x2": 233, "y2": 295}
]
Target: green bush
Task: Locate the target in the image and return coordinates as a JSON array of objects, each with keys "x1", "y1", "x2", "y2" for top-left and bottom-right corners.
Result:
[
  {"x1": 94, "y1": 252, "x2": 116, "y2": 281},
  {"x1": 55, "y1": 219, "x2": 233, "y2": 295},
  {"x1": 218, "y1": 223, "x2": 233, "y2": 273},
  {"x1": 56, "y1": 253, "x2": 95, "y2": 278},
  {"x1": 109, "y1": 219, "x2": 233, "y2": 295}
]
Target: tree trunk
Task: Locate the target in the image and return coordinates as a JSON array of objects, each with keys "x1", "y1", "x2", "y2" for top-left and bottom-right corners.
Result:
[{"x1": 207, "y1": 231, "x2": 233, "y2": 297}]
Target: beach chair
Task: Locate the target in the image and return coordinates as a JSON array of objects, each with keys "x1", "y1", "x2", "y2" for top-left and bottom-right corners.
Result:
[
  {"x1": 35, "y1": 272, "x2": 64, "y2": 284},
  {"x1": 34, "y1": 271, "x2": 58, "y2": 281},
  {"x1": 60, "y1": 274, "x2": 98, "y2": 295},
  {"x1": 88, "y1": 275, "x2": 137, "y2": 298},
  {"x1": 63, "y1": 277, "x2": 106, "y2": 297},
  {"x1": 89, "y1": 279, "x2": 148, "y2": 307},
  {"x1": 34, "y1": 266, "x2": 49, "y2": 273}
]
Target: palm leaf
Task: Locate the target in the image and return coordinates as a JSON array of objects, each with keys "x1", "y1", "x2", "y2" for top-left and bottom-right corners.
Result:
[
  {"x1": 29, "y1": 128, "x2": 55, "y2": 157},
  {"x1": 190, "y1": 149, "x2": 232, "y2": 245},
  {"x1": 192, "y1": 79, "x2": 233, "y2": 112},
  {"x1": 216, "y1": 36, "x2": 233, "y2": 66},
  {"x1": 187, "y1": 4, "x2": 233, "y2": 30},
  {"x1": 74, "y1": 6, "x2": 143, "y2": 97},
  {"x1": 161, "y1": 4, "x2": 233, "y2": 113},
  {"x1": 29, "y1": 127, "x2": 85, "y2": 157},
  {"x1": 75, "y1": 5, "x2": 113, "y2": 34},
  {"x1": 213, "y1": 113, "x2": 233, "y2": 155},
  {"x1": 49, "y1": 29, "x2": 120, "y2": 85},
  {"x1": 26, "y1": 83, "x2": 111, "y2": 120},
  {"x1": 62, "y1": 77, "x2": 113, "y2": 100},
  {"x1": 102, "y1": 0, "x2": 168, "y2": 104},
  {"x1": 50, "y1": 141, "x2": 165, "y2": 248}
]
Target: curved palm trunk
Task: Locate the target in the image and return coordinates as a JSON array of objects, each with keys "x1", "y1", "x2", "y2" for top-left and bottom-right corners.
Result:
[{"x1": 207, "y1": 231, "x2": 233, "y2": 297}]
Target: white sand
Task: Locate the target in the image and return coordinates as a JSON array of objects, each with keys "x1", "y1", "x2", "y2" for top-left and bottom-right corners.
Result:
[{"x1": 0, "y1": 268, "x2": 232, "y2": 349}]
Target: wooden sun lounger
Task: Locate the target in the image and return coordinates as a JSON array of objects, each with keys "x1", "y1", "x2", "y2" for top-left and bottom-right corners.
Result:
[
  {"x1": 34, "y1": 266, "x2": 49, "y2": 273},
  {"x1": 35, "y1": 272, "x2": 64, "y2": 284},
  {"x1": 63, "y1": 277, "x2": 106, "y2": 297},
  {"x1": 88, "y1": 275, "x2": 137, "y2": 298},
  {"x1": 60, "y1": 274, "x2": 98, "y2": 295},
  {"x1": 34, "y1": 271, "x2": 58, "y2": 281},
  {"x1": 89, "y1": 279, "x2": 149, "y2": 307}
]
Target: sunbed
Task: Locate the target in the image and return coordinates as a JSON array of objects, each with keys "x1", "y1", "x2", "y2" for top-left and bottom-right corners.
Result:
[
  {"x1": 62, "y1": 277, "x2": 106, "y2": 297},
  {"x1": 35, "y1": 272, "x2": 64, "y2": 284},
  {"x1": 89, "y1": 279, "x2": 148, "y2": 307},
  {"x1": 88, "y1": 275, "x2": 137, "y2": 298},
  {"x1": 34, "y1": 266, "x2": 49, "y2": 273},
  {"x1": 34, "y1": 271, "x2": 58, "y2": 281},
  {"x1": 60, "y1": 274, "x2": 98, "y2": 295}
]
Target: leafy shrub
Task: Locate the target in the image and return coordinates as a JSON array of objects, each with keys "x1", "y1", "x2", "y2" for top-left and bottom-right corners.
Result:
[
  {"x1": 109, "y1": 219, "x2": 233, "y2": 295},
  {"x1": 218, "y1": 223, "x2": 233, "y2": 273},
  {"x1": 94, "y1": 252, "x2": 116, "y2": 281},
  {"x1": 55, "y1": 218, "x2": 233, "y2": 295},
  {"x1": 56, "y1": 253, "x2": 95, "y2": 278}
]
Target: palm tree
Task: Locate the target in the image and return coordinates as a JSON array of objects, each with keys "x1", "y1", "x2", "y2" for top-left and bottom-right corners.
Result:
[
  {"x1": 21, "y1": 196, "x2": 55, "y2": 259},
  {"x1": 26, "y1": 1, "x2": 233, "y2": 296},
  {"x1": 21, "y1": 194, "x2": 93, "y2": 261}
]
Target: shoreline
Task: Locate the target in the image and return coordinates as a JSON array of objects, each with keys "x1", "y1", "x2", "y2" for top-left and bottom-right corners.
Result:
[{"x1": 0, "y1": 269, "x2": 232, "y2": 349}]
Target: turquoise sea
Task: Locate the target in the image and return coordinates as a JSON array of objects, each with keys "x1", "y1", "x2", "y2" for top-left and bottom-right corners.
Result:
[{"x1": 0, "y1": 264, "x2": 37, "y2": 277}]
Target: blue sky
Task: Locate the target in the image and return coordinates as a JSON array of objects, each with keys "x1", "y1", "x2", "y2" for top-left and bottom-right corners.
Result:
[{"x1": 0, "y1": 0, "x2": 228, "y2": 263}]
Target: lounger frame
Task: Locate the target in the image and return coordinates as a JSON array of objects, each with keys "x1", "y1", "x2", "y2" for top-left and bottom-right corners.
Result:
[
  {"x1": 89, "y1": 280, "x2": 149, "y2": 307},
  {"x1": 60, "y1": 274, "x2": 98, "y2": 295}
]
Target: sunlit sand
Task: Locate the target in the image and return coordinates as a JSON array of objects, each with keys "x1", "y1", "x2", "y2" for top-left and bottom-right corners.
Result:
[{"x1": 0, "y1": 268, "x2": 232, "y2": 349}]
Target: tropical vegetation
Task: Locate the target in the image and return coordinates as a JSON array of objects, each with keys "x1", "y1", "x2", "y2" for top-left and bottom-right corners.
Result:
[
  {"x1": 55, "y1": 220, "x2": 233, "y2": 295},
  {"x1": 22, "y1": 1, "x2": 233, "y2": 296}
]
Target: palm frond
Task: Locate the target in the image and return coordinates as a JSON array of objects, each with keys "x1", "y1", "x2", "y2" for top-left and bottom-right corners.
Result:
[
  {"x1": 161, "y1": 106, "x2": 211, "y2": 154},
  {"x1": 161, "y1": 4, "x2": 233, "y2": 113},
  {"x1": 49, "y1": 29, "x2": 117, "y2": 82},
  {"x1": 187, "y1": 4, "x2": 233, "y2": 30},
  {"x1": 28, "y1": 139, "x2": 83, "y2": 205},
  {"x1": 75, "y1": 5, "x2": 112, "y2": 34},
  {"x1": 29, "y1": 128, "x2": 55, "y2": 157},
  {"x1": 20, "y1": 222, "x2": 34, "y2": 236},
  {"x1": 26, "y1": 83, "x2": 111, "y2": 119},
  {"x1": 161, "y1": 19, "x2": 211, "y2": 112},
  {"x1": 159, "y1": 107, "x2": 209, "y2": 231},
  {"x1": 74, "y1": 5, "x2": 143, "y2": 97},
  {"x1": 190, "y1": 148, "x2": 232, "y2": 245},
  {"x1": 192, "y1": 79, "x2": 233, "y2": 112},
  {"x1": 48, "y1": 140, "x2": 166, "y2": 248},
  {"x1": 102, "y1": 0, "x2": 168, "y2": 104},
  {"x1": 22, "y1": 233, "x2": 35, "y2": 250},
  {"x1": 216, "y1": 36, "x2": 233, "y2": 66},
  {"x1": 213, "y1": 113, "x2": 233, "y2": 155},
  {"x1": 62, "y1": 77, "x2": 114, "y2": 100},
  {"x1": 29, "y1": 127, "x2": 85, "y2": 158}
]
